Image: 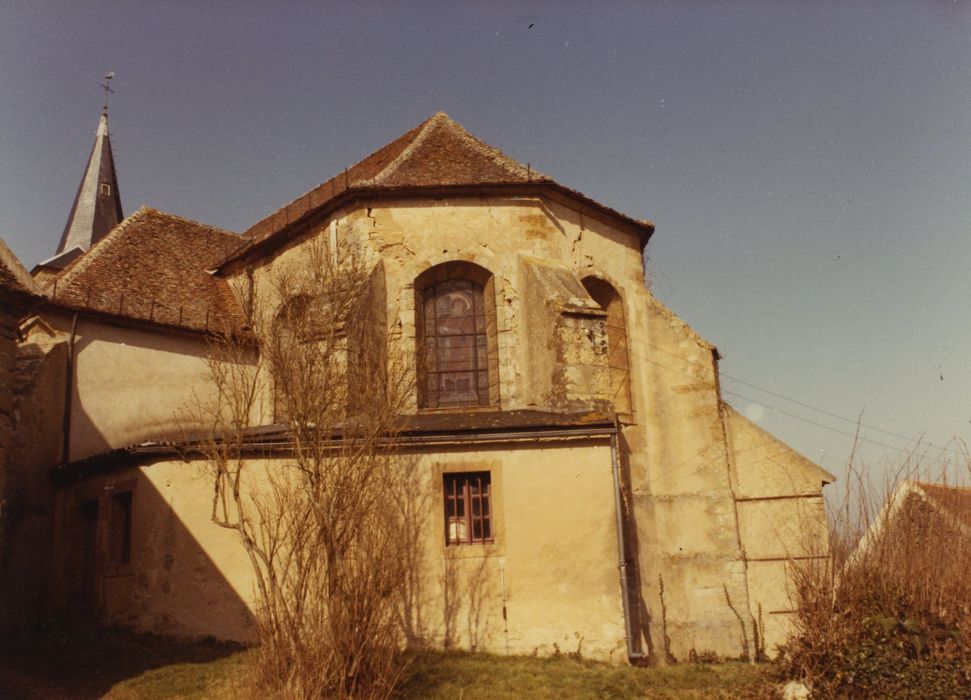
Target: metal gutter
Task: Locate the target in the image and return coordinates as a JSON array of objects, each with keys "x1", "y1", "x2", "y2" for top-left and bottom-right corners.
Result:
[
  {"x1": 610, "y1": 427, "x2": 645, "y2": 662},
  {"x1": 60, "y1": 313, "x2": 78, "y2": 465}
]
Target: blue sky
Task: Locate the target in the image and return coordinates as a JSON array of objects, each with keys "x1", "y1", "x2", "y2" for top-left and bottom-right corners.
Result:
[{"x1": 2, "y1": 2, "x2": 970, "y2": 489}]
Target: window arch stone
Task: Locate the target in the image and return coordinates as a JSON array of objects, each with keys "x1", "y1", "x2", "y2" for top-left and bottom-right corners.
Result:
[{"x1": 415, "y1": 261, "x2": 499, "y2": 409}]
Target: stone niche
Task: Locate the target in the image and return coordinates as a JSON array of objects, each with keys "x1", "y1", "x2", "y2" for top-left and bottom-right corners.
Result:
[{"x1": 520, "y1": 256, "x2": 611, "y2": 413}]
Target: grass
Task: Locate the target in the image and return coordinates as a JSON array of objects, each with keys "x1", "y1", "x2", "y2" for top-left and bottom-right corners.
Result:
[
  {"x1": 397, "y1": 650, "x2": 774, "y2": 700},
  {"x1": 0, "y1": 628, "x2": 777, "y2": 699}
]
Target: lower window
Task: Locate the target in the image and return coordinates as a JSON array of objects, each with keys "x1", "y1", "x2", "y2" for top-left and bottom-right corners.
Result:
[
  {"x1": 443, "y1": 472, "x2": 493, "y2": 545},
  {"x1": 109, "y1": 490, "x2": 133, "y2": 566}
]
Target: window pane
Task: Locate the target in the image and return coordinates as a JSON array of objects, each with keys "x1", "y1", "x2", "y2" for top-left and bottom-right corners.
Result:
[
  {"x1": 420, "y1": 278, "x2": 491, "y2": 408},
  {"x1": 443, "y1": 472, "x2": 493, "y2": 546}
]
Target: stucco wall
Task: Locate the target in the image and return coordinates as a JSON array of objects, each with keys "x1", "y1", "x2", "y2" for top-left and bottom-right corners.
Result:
[
  {"x1": 53, "y1": 439, "x2": 628, "y2": 660},
  {"x1": 65, "y1": 318, "x2": 233, "y2": 461},
  {"x1": 724, "y1": 406, "x2": 831, "y2": 653}
]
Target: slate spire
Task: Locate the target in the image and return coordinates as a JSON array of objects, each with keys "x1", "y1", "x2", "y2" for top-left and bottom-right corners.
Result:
[{"x1": 48, "y1": 101, "x2": 124, "y2": 268}]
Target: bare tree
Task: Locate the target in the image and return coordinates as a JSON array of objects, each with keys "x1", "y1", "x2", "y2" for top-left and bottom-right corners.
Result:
[{"x1": 193, "y1": 238, "x2": 414, "y2": 699}]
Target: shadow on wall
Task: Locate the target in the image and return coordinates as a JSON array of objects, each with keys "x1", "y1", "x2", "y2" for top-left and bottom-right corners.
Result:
[
  {"x1": 50, "y1": 458, "x2": 257, "y2": 644},
  {"x1": 391, "y1": 450, "x2": 501, "y2": 654},
  {"x1": 67, "y1": 325, "x2": 218, "y2": 462},
  {"x1": 1, "y1": 339, "x2": 67, "y2": 634}
]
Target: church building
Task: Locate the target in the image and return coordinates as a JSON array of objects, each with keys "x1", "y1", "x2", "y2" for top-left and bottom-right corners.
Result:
[{"x1": 0, "y1": 104, "x2": 833, "y2": 662}]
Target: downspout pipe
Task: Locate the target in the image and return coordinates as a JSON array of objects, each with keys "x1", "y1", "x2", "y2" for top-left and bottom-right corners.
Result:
[
  {"x1": 611, "y1": 426, "x2": 645, "y2": 662},
  {"x1": 60, "y1": 313, "x2": 78, "y2": 465}
]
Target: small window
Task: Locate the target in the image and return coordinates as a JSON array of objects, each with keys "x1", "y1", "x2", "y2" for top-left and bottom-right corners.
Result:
[
  {"x1": 444, "y1": 472, "x2": 493, "y2": 545},
  {"x1": 109, "y1": 491, "x2": 133, "y2": 565},
  {"x1": 100, "y1": 183, "x2": 112, "y2": 196}
]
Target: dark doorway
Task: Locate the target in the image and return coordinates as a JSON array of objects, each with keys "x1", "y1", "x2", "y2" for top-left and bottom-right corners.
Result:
[{"x1": 67, "y1": 498, "x2": 100, "y2": 621}]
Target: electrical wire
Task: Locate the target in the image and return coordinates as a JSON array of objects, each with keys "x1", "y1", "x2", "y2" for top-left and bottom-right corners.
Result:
[{"x1": 630, "y1": 341, "x2": 967, "y2": 460}]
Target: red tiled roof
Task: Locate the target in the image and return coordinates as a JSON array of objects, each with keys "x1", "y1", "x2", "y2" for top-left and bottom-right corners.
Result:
[
  {"x1": 226, "y1": 112, "x2": 653, "y2": 268},
  {"x1": 49, "y1": 207, "x2": 247, "y2": 334}
]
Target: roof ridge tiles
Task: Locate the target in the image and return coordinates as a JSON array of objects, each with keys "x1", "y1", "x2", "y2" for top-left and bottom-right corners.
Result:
[
  {"x1": 136, "y1": 206, "x2": 241, "y2": 240},
  {"x1": 358, "y1": 111, "x2": 545, "y2": 187}
]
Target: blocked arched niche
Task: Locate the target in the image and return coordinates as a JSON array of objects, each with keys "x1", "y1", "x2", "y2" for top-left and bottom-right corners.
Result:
[
  {"x1": 415, "y1": 261, "x2": 499, "y2": 409},
  {"x1": 582, "y1": 276, "x2": 632, "y2": 416}
]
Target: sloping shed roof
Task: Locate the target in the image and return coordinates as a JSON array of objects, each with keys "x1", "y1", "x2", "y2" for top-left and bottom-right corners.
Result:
[
  {"x1": 224, "y1": 112, "x2": 654, "y2": 269},
  {"x1": 53, "y1": 409, "x2": 616, "y2": 481},
  {"x1": 0, "y1": 237, "x2": 43, "y2": 301},
  {"x1": 48, "y1": 207, "x2": 247, "y2": 334}
]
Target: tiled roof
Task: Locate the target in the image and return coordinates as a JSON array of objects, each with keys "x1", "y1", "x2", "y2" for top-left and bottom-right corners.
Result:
[
  {"x1": 917, "y1": 482, "x2": 971, "y2": 533},
  {"x1": 228, "y1": 112, "x2": 653, "y2": 267},
  {"x1": 53, "y1": 409, "x2": 616, "y2": 479},
  {"x1": 49, "y1": 207, "x2": 247, "y2": 334},
  {"x1": 0, "y1": 237, "x2": 43, "y2": 301}
]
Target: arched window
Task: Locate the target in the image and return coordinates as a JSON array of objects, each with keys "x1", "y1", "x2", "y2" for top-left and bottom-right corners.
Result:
[
  {"x1": 582, "y1": 276, "x2": 632, "y2": 416},
  {"x1": 416, "y1": 262, "x2": 498, "y2": 408}
]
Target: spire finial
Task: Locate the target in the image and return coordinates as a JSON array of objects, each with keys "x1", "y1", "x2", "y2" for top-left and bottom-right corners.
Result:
[{"x1": 100, "y1": 71, "x2": 115, "y2": 115}]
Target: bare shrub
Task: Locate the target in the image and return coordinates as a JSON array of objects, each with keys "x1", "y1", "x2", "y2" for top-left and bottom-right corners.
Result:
[
  {"x1": 193, "y1": 238, "x2": 415, "y2": 699},
  {"x1": 783, "y1": 447, "x2": 971, "y2": 698}
]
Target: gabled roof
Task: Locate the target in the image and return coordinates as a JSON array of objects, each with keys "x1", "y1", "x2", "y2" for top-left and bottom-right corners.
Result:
[
  {"x1": 0, "y1": 237, "x2": 43, "y2": 302},
  {"x1": 852, "y1": 481, "x2": 971, "y2": 562},
  {"x1": 48, "y1": 207, "x2": 247, "y2": 334},
  {"x1": 54, "y1": 112, "x2": 124, "y2": 265},
  {"x1": 223, "y1": 112, "x2": 654, "y2": 269}
]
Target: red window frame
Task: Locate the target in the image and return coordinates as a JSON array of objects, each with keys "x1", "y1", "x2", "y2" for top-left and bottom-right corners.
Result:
[{"x1": 443, "y1": 472, "x2": 493, "y2": 545}]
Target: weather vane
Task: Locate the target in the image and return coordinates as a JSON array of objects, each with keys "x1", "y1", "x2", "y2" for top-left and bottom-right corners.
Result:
[{"x1": 100, "y1": 71, "x2": 115, "y2": 114}]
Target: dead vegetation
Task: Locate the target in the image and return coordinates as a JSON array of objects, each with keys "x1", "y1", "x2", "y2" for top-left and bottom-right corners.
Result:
[
  {"x1": 782, "y1": 446, "x2": 971, "y2": 698},
  {"x1": 193, "y1": 239, "x2": 415, "y2": 699}
]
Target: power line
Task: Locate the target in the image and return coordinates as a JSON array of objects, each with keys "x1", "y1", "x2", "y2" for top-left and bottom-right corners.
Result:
[
  {"x1": 722, "y1": 388, "x2": 961, "y2": 467},
  {"x1": 636, "y1": 341, "x2": 967, "y2": 459}
]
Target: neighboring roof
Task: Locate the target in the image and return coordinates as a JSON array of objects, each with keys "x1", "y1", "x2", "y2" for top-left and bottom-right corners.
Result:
[
  {"x1": 34, "y1": 245, "x2": 86, "y2": 272},
  {"x1": 914, "y1": 482, "x2": 971, "y2": 533},
  {"x1": 48, "y1": 207, "x2": 247, "y2": 334},
  {"x1": 222, "y1": 112, "x2": 654, "y2": 270},
  {"x1": 852, "y1": 481, "x2": 971, "y2": 561},
  {"x1": 55, "y1": 112, "x2": 124, "y2": 263},
  {"x1": 53, "y1": 409, "x2": 616, "y2": 481},
  {"x1": 0, "y1": 236, "x2": 43, "y2": 301}
]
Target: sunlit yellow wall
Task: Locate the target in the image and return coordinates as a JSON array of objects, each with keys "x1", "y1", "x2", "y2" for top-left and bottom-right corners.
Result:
[{"x1": 53, "y1": 440, "x2": 629, "y2": 660}]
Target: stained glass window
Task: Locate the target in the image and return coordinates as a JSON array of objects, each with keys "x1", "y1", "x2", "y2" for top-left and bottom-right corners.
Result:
[{"x1": 421, "y1": 279, "x2": 489, "y2": 407}]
